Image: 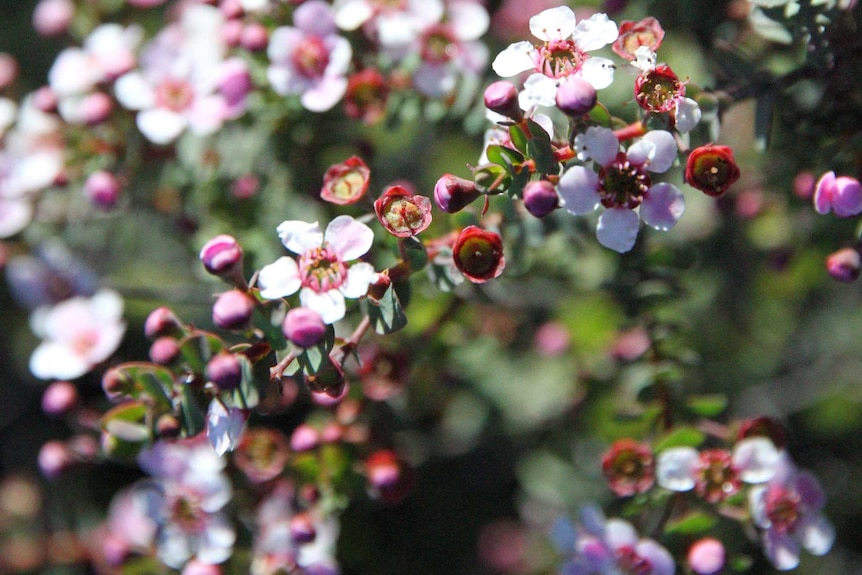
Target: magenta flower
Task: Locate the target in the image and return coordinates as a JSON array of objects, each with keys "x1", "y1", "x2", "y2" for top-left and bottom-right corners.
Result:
[
  {"x1": 267, "y1": 1, "x2": 352, "y2": 112},
  {"x1": 557, "y1": 126, "x2": 684, "y2": 253},
  {"x1": 491, "y1": 6, "x2": 618, "y2": 109},
  {"x1": 748, "y1": 452, "x2": 835, "y2": 570},
  {"x1": 813, "y1": 171, "x2": 862, "y2": 217},
  {"x1": 257, "y1": 215, "x2": 377, "y2": 324}
]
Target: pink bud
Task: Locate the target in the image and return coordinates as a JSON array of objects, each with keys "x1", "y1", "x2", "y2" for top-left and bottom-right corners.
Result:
[
  {"x1": 33, "y1": 0, "x2": 75, "y2": 37},
  {"x1": 84, "y1": 170, "x2": 121, "y2": 209},
  {"x1": 222, "y1": 19, "x2": 244, "y2": 47},
  {"x1": 38, "y1": 440, "x2": 74, "y2": 479},
  {"x1": 219, "y1": 58, "x2": 252, "y2": 109},
  {"x1": 205, "y1": 351, "x2": 243, "y2": 391},
  {"x1": 290, "y1": 512, "x2": 317, "y2": 544},
  {"x1": 826, "y1": 247, "x2": 861, "y2": 283},
  {"x1": 483, "y1": 80, "x2": 523, "y2": 121},
  {"x1": 41, "y1": 380, "x2": 78, "y2": 415},
  {"x1": 522, "y1": 180, "x2": 559, "y2": 217},
  {"x1": 149, "y1": 336, "x2": 181, "y2": 365},
  {"x1": 283, "y1": 307, "x2": 327, "y2": 347},
  {"x1": 814, "y1": 171, "x2": 862, "y2": 217},
  {"x1": 290, "y1": 423, "x2": 321, "y2": 452},
  {"x1": 200, "y1": 234, "x2": 246, "y2": 287},
  {"x1": 144, "y1": 306, "x2": 181, "y2": 338},
  {"x1": 220, "y1": 0, "x2": 244, "y2": 19},
  {"x1": 533, "y1": 322, "x2": 570, "y2": 357},
  {"x1": 687, "y1": 538, "x2": 725, "y2": 575},
  {"x1": 0, "y1": 53, "x2": 19, "y2": 91},
  {"x1": 240, "y1": 23, "x2": 269, "y2": 51},
  {"x1": 213, "y1": 290, "x2": 256, "y2": 330},
  {"x1": 434, "y1": 173, "x2": 480, "y2": 213},
  {"x1": 230, "y1": 175, "x2": 259, "y2": 199},
  {"x1": 32, "y1": 86, "x2": 58, "y2": 113},
  {"x1": 555, "y1": 76, "x2": 597, "y2": 117},
  {"x1": 81, "y1": 92, "x2": 113, "y2": 125}
]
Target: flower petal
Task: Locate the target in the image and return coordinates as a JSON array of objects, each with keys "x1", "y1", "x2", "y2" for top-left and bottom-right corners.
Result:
[
  {"x1": 831, "y1": 176, "x2": 862, "y2": 217},
  {"x1": 574, "y1": 126, "x2": 618, "y2": 166},
  {"x1": 491, "y1": 41, "x2": 536, "y2": 77},
  {"x1": 29, "y1": 341, "x2": 91, "y2": 380},
  {"x1": 557, "y1": 166, "x2": 600, "y2": 215},
  {"x1": 519, "y1": 73, "x2": 558, "y2": 108},
  {"x1": 572, "y1": 13, "x2": 618, "y2": 51},
  {"x1": 529, "y1": 6, "x2": 576, "y2": 42},
  {"x1": 136, "y1": 107, "x2": 187, "y2": 145},
  {"x1": 324, "y1": 215, "x2": 374, "y2": 260},
  {"x1": 341, "y1": 262, "x2": 376, "y2": 298},
  {"x1": 257, "y1": 256, "x2": 302, "y2": 299},
  {"x1": 732, "y1": 437, "x2": 780, "y2": 484},
  {"x1": 641, "y1": 183, "x2": 685, "y2": 231},
  {"x1": 301, "y1": 76, "x2": 348, "y2": 112},
  {"x1": 797, "y1": 513, "x2": 835, "y2": 556},
  {"x1": 578, "y1": 57, "x2": 616, "y2": 90},
  {"x1": 638, "y1": 130, "x2": 678, "y2": 173},
  {"x1": 764, "y1": 529, "x2": 800, "y2": 571},
  {"x1": 596, "y1": 207, "x2": 640, "y2": 253},
  {"x1": 656, "y1": 446, "x2": 699, "y2": 491},
  {"x1": 206, "y1": 399, "x2": 246, "y2": 456},
  {"x1": 813, "y1": 171, "x2": 836, "y2": 215},
  {"x1": 277, "y1": 220, "x2": 324, "y2": 254},
  {"x1": 675, "y1": 97, "x2": 701, "y2": 134},
  {"x1": 300, "y1": 287, "x2": 346, "y2": 324}
]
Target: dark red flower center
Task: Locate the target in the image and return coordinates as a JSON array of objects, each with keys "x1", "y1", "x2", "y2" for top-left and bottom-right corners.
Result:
[{"x1": 599, "y1": 152, "x2": 651, "y2": 209}]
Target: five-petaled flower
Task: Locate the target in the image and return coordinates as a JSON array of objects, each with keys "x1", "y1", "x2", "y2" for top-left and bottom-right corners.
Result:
[
  {"x1": 491, "y1": 6, "x2": 618, "y2": 109},
  {"x1": 257, "y1": 215, "x2": 377, "y2": 324},
  {"x1": 557, "y1": 126, "x2": 684, "y2": 253}
]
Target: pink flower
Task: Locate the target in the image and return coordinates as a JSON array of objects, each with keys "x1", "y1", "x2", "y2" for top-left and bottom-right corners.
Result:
[
  {"x1": 557, "y1": 126, "x2": 684, "y2": 253},
  {"x1": 491, "y1": 6, "x2": 618, "y2": 108},
  {"x1": 332, "y1": 0, "x2": 444, "y2": 50},
  {"x1": 257, "y1": 215, "x2": 377, "y2": 324},
  {"x1": 267, "y1": 1, "x2": 352, "y2": 112},
  {"x1": 28, "y1": 289, "x2": 126, "y2": 380}
]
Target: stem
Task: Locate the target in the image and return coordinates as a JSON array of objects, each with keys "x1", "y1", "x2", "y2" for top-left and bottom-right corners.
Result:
[
  {"x1": 614, "y1": 121, "x2": 648, "y2": 142},
  {"x1": 331, "y1": 315, "x2": 372, "y2": 367},
  {"x1": 270, "y1": 349, "x2": 300, "y2": 381}
]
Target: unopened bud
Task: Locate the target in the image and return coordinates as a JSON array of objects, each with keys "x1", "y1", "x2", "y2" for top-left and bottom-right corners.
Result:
[
  {"x1": 38, "y1": 440, "x2": 74, "y2": 479},
  {"x1": 205, "y1": 351, "x2": 243, "y2": 391},
  {"x1": 81, "y1": 92, "x2": 113, "y2": 125},
  {"x1": 522, "y1": 180, "x2": 559, "y2": 217},
  {"x1": 200, "y1": 234, "x2": 246, "y2": 288},
  {"x1": 240, "y1": 23, "x2": 268, "y2": 51},
  {"x1": 826, "y1": 247, "x2": 861, "y2": 283},
  {"x1": 156, "y1": 413, "x2": 181, "y2": 438},
  {"x1": 483, "y1": 80, "x2": 523, "y2": 121},
  {"x1": 42, "y1": 380, "x2": 77, "y2": 416},
  {"x1": 688, "y1": 538, "x2": 725, "y2": 575},
  {"x1": 555, "y1": 76, "x2": 597, "y2": 117},
  {"x1": 212, "y1": 290, "x2": 256, "y2": 330},
  {"x1": 149, "y1": 336, "x2": 180, "y2": 365},
  {"x1": 84, "y1": 170, "x2": 121, "y2": 209},
  {"x1": 290, "y1": 423, "x2": 320, "y2": 452},
  {"x1": 33, "y1": 0, "x2": 75, "y2": 37},
  {"x1": 282, "y1": 307, "x2": 327, "y2": 347},
  {"x1": 144, "y1": 306, "x2": 181, "y2": 338},
  {"x1": 434, "y1": 173, "x2": 481, "y2": 213}
]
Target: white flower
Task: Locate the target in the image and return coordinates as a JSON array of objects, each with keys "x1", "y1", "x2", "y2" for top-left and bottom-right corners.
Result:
[
  {"x1": 28, "y1": 289, "x2": 126, "y2": 380},
  {"x1": 257, "y1": 215, "x2": 377, "y2": 324},
  {"x1": 491, "y1": 7, "x2": 618, "y2": 108}
]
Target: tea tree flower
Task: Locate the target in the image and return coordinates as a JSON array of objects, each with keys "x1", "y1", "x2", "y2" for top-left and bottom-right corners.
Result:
[
  {"x1": 29, "y1": 289, "x2": 126, "y2": 380},
  {"x1": 267, "y1": 1, "x2": 352, "y2": 112},
  {"x1": 557, "y1": 126, "x2": 684, "y2": 253},
  {"x1": 320, "y1": 156, "x2": 370, "y2": 205},
  {"x1": 748, "y1": 452, "x2": 835, "y2": 570},
  {"x1": 374, "y1": 184, "x2": 433, "y2": 237},
  {"x1": 452, "y1": 226, "x2": 505, "y2": 283},
  {"x1": 491, "y1": 6, "x2": 618, "y2": 108},
  {"x1": 813, "y1": 171, "x2": 862, "y2": 217},
  {"x1": 601, "y1": 438, "x2": 655, "y2": 497},
  {"x1": 257, "y1": 215, "x2": 377, "y2": 324},
  {"x1": 613, "y1": 17, "x2": 665, "y2": 60},
  {"x1": 685, "y1": 144, "x2": 741, "y2": 197}
]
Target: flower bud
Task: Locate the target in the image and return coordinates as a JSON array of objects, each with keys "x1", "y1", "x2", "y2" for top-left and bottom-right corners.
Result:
[
  {"x1": 144, "y1": 306, "x2": 181, "y2": 338},
  {"x1": 218, "y1": 58, "x2": 252, "y2": 113},
  {"x1": 452, "y1": 226, "x2": 505, "y2": 283},
  {"x1": 42, "y1": 380, "x2": 77, "y2": 416},
  {"x1": 156, "y1": 413, "x2": 181, "y2": 438},
  {"x1": 685, "y1": 144, "x2": 741, "y2": 197},
  {"x1": 84, "y1": 170, "x2": 121, "y2": 209},
  {"x1": 344, "y1": 68, "x2": 389, "y2": 124},
  {"x1": 555, "y1": 77, "x2": 596, "y2": 117},
  {"x1": 366, "y1": 449, "x2": 413, "y2": 504},
  {"x1": 320, "y1": 156, "x2": 370, "y2": 205},
  {"x1": 213, "y1": 289, "x2": 256, "y2": 330},
  {"x1": 33, "y1": 0, "x2": 75, "y2": 37},
  {"x1": 601, "y1": 438, "x2": 655, "y2": 496},
  {"x1": 826, "y1": 247, "x2": 861, "y2": 283},
  {"x1": 200, "y1": 234, "x2": 246, "y2": 288},
  {"x1": 290, "y1": 423, "x2": 321, "y2": 452},
  {"x1": 231, "y1": 174, "x2": 258, "y2": 199},
  {"x1": 38, "y1": 440, "x2": 74, "y2": 479},
  {"x1": 434, "y1": 173, "x2": 481, "y2": 213},
  {"x1": 374, "y1": 185, "x2": 433, "y2": 237},
  {"x1": 522, "y1": 180, "x2": 559, "y2": 217},
  {"x1": 290, "y1": 512, "x2": 317, "y2": 544},
  {"x1": 32, "y1": 85, "x2": 58, "y2": 113},
  {"x1": 240, "y1": 23, "x2": 268, "y2": 51},
  {"x1": 813, "y1": 171, "x2": 862, "y2": 217},
  {"x1": 149, "y1": 336, "x2": 180, "y2": 365},
  {"x1": 81, "y1": 92, "x2": 113, "y2": 125},
  {"x1": 0, "y1": 53, "x2": 18, "y2": 91},
  {"x1": 688, "y1": 538, "x2": 725, "y2": 575},
  {"x1": 101, "y1": 367, "x2": 133, "y2": 401},
  {"x1": 483, "y1": 80, "x2": 523, "y2": 121},
  {"x1": 205, "y1": 351, "x2": 243, "y2": 391},
  {"x1": 283, "y1": 307, "x2": 327, "y2": 347}
]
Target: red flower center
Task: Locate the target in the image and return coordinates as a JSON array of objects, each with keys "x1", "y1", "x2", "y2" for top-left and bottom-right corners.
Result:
[
  {"x1": 599, "y1": 152, "x2": 651, "y2": 209},
  {"x1": 299, "y1": 246, "x2": 347, "y2": 293},
  {"x1": 538, "y1": 39, "x2": 587, "y2": 79},
  {"x1": 292, "y1": 36, "x2": 330, "y2": 79},
  {"x1": 765, "y1": 486, "x2": 801, "y2": 534},
  {"x1": 155, "y1": 78, "x2": 194, "y2": 112}
]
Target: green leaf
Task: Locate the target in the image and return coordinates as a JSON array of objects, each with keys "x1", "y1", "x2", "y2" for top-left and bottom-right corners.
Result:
[
  {"x1": 486, "y1": 144, "x2": 524, "y2": 168},
  {"x1": 402, "y1": 236, "x2": 429, "y2": 270},
  {"x1": 473, "y1": 163, "x2": 511, "y2": 194},
  {"x1": 508, "y1": 123, "x2": 528, "y2": 154},
  {"x1": 588, "y1": 102, "x2": 612, "y2": 127},
  {"x1": 178, "y1": 332, "x2": 224, "y2": 373},
  {"x1": 654, "y1": 426, "x2": 706, "y2": 451},
  {"x1": 527, "y1": 137, "x2": 556, "y2": 175},
  {"x1": 254, "y1": 302, "x2": 288, "y2": 353},
  {"x1": 686, "y1": 394, "x2": 729, "y2": 418},
  {"x1": 664, "y1": 511, "x2": 717, "y2": 535},
  {"x1": 180, "y1": 384, "x2": 206, "y2": 437},
  {"x1": 299, "y1": 343, "x2": 328, "y2": 375},
  {"x1": 507, "y1": 169, "x2": 530, "y2": 199},
  {"x1": 368, "y1": 284, "x2": 408, "y2": 335}
]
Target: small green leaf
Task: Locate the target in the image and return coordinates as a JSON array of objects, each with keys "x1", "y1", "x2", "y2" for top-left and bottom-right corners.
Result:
[
  {"x1": 473, "y1": 163, "x2": 511, "y2": 194},
  {"x1": 507, "y1": 169, "x2": 530, "y2": 199},
  {"x1": 180, "y1": 384, "x2": 205, "y2": 437},
  {"x1": 508, "y1": 124, "x2": 528, "y2": 154},
  {"x1": 686, "y1": 394, "x2": 729, "y2": 418},
  {"x1": 486, "y1": 144, "x2": 524, "y2": 168},
  {"x1": 178, "y1": 332, "x2": 224, "y2": 373},
  {"x1": 588, "y1": 102, "x2": 612, "y2": 127},
  {"x1": 654, "y1": 426, "x2": 706, "y2": 451},
  {"x1": 367, "y1": 284, "x2": 408, "y2": 335},
  {"x1": 664, "y1": 511, "x2": 717, "y2": 535},
  {"x1": 527, "y1": 137, "x2": 556, "y2": 175}
]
